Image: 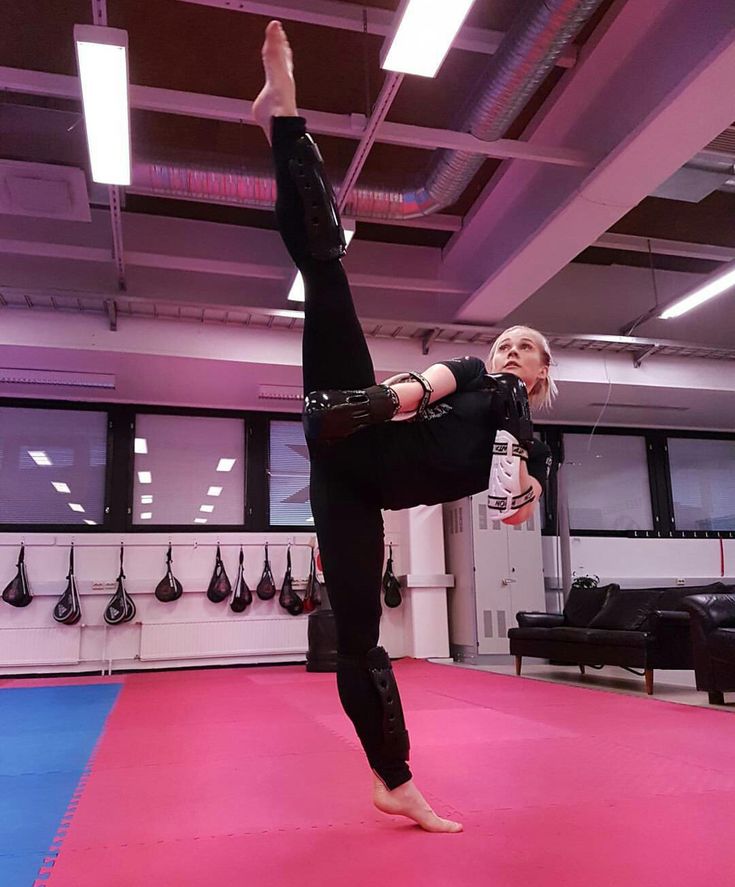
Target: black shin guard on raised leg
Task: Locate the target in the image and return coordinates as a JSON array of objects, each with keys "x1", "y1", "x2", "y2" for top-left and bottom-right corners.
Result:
[
  {"x1": 289, "y1": 133, "x2": 347, "y2": 261},
  {"x1": 337, "y1": 647, "x2": 411, "y2": 790}
]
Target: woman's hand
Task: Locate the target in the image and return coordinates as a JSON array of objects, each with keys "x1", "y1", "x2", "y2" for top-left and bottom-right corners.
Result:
[{"x1": 501, "y1": 460, "x2": 542, "y2": 525}]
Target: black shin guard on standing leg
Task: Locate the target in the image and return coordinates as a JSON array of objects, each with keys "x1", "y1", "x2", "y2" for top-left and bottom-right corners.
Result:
[{"x1": 337, "y1": 648, "x2": 411, "y2": 791}]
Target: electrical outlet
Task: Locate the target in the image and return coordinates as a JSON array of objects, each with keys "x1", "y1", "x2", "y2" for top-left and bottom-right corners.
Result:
[{"x1": 675, "y1": 578, "x2": 685, "y2": 586}]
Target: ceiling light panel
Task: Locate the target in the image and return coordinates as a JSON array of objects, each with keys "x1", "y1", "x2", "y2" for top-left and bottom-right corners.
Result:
[{"x1": 382, "y1": 0, "x2": 477, "y2": 78}]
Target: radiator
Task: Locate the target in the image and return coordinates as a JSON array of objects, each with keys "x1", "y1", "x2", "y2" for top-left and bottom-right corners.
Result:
[
  {"x1": 139, "y1": 618, "x2": 309, "y2": 661},
  {"x1": 0, "y1": 627, "x2": 82, "y2": 666}
]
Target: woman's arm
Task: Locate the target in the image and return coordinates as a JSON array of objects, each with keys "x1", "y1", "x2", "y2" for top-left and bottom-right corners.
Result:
[
  {"x1": 382, "y1": 356, "x2": 486, "y2": 417},
  {"x1": 382, "y1": 364, "x2": 459, "y2": 416}
]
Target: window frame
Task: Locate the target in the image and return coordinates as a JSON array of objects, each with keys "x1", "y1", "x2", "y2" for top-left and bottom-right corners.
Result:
[
  {"x1": 663, "y1": 428, "x2": 735, "y2": 537},
  {"x1": 0, "y1": 397, "x2": 116, "y2": 534},
  {"x1": 542, "y1": 424, "x2": 735, "y2": 540}
]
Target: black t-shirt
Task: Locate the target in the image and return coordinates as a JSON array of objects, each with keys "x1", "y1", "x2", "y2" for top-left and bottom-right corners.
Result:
[{"x1": 374, "y1": 356, "x2": 552, "y2": 511}]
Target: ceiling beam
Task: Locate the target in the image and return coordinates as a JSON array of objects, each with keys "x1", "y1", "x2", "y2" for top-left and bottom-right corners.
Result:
[
  {"x1": 444, "y1": 0, "x2": 735, "y2": 323},
  {"x1": 594, "y1": 233, "x2": 735, "y2": 263},
  {"x1": 177, "y1": 0, "x2": 577, "y2": 67},
  {"x1": 0, "y1": 67, "x2": 592, "y2": 168}
]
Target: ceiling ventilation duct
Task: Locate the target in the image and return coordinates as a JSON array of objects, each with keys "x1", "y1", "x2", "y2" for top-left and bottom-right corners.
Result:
[{"x1": 134, "y1": 0, "x2": 605, "y2": 220}]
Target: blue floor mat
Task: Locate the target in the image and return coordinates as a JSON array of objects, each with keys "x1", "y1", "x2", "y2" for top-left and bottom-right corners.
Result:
[{"x1": 0, "y1": 684, "x2": 121, "y2": 887}]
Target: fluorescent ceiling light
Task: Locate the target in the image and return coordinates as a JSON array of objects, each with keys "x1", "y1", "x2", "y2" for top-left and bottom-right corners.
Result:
[
  {"x1": 83, "y1": 519, "x2": 97, "y2": 525},
  {"x1": 140, "y1": 512, "x2": 152, "y2": 520},
  {"x1": 286, "y1": 272, "x2": 305, "y2": 303},
  {"x1": 381, "y1": 0, "x2": 477, "y2": 77},
  {"x1": 141, "y1": 495, "x2": 153, "y2": 504},
  {"x1": 134, "y1": 437, "x2": 148, "y2": 454},
  {"x1": 660, "y1": 264, "x2": 735, "y2": 319},
  {"x1": 74, "y1": 25, "x2": 132, "y2": 185},
  {"x1": 207, "y1": 486, "x2": 223, "y2": 496},
  {"x1": 216, "y1": 458, "x2": 236, "y2": 472},
  {"x1": 28, "y1": 450, "x2": 52, "y2": 466},
  {"x1": 194, "y1": 517, "x2": 208, "y2": 524},
  {"x1": 68, "y1": 503, "x2": 85, "y2": 513},
  {"x1": 200, "y1": 504, "x2": 214, "y2": 513},
  {"x1": 288, "y1": 224, "x2": 355, "y2": 301},
  {"x1": 52, "y1": 481, "x2": 71, "y2": 493},
  {"x1": 138, "y1": 471, "x2": 152, "y2": 484}
]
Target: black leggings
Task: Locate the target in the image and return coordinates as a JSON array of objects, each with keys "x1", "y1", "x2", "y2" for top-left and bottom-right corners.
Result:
[{"x1": 272, "y1": 117, "x2": 411, "y2": 789}]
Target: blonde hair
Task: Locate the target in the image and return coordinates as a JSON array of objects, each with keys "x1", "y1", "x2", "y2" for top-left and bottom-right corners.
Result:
[{"x1": 487, "y1": 325, "x2": 558, "y2": 412}]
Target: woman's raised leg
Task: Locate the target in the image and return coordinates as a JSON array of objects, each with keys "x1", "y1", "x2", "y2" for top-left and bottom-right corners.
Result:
[{"x1": 254, "y1": 21, "x2": 374, "y2": 396}]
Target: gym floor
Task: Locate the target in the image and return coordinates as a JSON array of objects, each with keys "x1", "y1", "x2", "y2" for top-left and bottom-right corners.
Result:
[{"x1": 1, "y1": 659, "x2": 734, "y2": 887}]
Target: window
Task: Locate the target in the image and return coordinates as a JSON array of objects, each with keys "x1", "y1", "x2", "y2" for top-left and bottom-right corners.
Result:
[
  {"x1": 564, "y1": 433, "x2": 653, "y2": 532},
  {"x1": 668, "y1": 437, "x2": 735, "y2": 531},
  {"x1": 269, "y1": 420, "x2": 313, "y2": 527},
  {"x1": 132, "y1": 414, "x2": 245, "y2": 525},
  {"x1": 0, "y1": 406, "x2": 108, "y2": 524}
]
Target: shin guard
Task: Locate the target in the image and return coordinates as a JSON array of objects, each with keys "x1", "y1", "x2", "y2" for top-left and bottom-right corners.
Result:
[
  {"x1": 288, "y1": 134, "x2": 347, "y2": 261},
  {"x1": 366, "y1": 646, "x2": 410, "y2": 761},
  {"x1": 303, "y1": 385, "x2": 399, "y2": 442}
]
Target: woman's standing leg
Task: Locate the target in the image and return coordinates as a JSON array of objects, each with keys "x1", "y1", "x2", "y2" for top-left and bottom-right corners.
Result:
[{"x1": 253, "y1": 20, "x2": 461, "y2": 832}]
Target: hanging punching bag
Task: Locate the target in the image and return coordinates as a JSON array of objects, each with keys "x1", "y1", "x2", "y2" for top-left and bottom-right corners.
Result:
[
  {"x1": 207, "y1": 543, "x2": 232, "y2": 603},
  {"x1": 230, "y1": 546, "x2": 253, "y2": 613},
  {"x1": 2, "y1": 543, "x2": 32, "y2": 608},
  {"x1": 53, "y1": 545, "x2": 82, "y2": 626},
  {"x1": 155, "y1": 544, "x2": 183, "y2": 602},
  {"x1": 279, "y1": 545, "x2": 303, "y2": 616},
  {"x1": 256, "y1": 542, "x2": 277, "y2": 600},
  {"x1": 382, "y1": 543, "x2": 402, "y2": 608}
]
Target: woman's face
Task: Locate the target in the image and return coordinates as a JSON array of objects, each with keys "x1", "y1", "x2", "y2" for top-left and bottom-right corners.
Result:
[{"x1": 487, "y1": 328, "x2": 548, "y2": 395}]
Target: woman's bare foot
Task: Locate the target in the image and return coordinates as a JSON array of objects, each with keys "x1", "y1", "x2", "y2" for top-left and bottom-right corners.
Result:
[
  {"x1": 372, "y1": 776, "x2": 463, "y2": 833},
  {"x1": 252, "y1": 20, "x2": 298, "y2": 141}
]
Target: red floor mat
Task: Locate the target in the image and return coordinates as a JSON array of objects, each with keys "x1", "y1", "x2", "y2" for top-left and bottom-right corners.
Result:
[{"x1": 41, "y1": 661, "x2": 735, "y2": 887}]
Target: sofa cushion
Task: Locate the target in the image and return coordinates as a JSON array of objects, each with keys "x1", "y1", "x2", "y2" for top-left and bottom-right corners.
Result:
[
  {"x1": 588, "y1": 588, "x2": 663, "y2": 631},
  {"x1": 583, "y1": 628, "x2": 649, "y2": 648},
  {"x1": 563, "y1": 583, "x2": 619, "y2": 627},
  {"x1": 509, "y1": 626, "x2": 589, "y2": 643},
  {"x1": 508, "y1": 626, "x2": 647, "y2": 648},
  {"x1": 658, "y1": 583, "x2": 726, "y2": 611}
]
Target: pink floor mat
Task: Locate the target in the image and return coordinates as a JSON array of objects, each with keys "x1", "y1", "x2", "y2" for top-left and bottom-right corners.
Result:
[{"x1": 40, "y1": 661, "x2": 735, "y2": 887}]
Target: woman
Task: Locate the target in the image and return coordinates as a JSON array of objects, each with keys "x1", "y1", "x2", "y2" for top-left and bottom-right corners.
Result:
[{"x1": 253, "y1": 21, "x2": 555, "y2": 834}]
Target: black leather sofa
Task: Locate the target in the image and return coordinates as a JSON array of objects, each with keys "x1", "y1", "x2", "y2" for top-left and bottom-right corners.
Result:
[
  {"x1": 680, "y1": 593, "x2": 735, "y2": 704},
  {"x1": 508, "y1": 582, "x2": 734, "y2": 695}
]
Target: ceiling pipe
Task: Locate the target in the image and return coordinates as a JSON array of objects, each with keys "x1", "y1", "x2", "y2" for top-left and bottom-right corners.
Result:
[{"x1": 134, "y1": 0, "x2": 605, "y2": 220}]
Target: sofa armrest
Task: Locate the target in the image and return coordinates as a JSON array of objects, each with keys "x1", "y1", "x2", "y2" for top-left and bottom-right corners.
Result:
[
  {"x1": 516, "y1": 612, "x2": 565, "y2": 628},
  {"x1": 681, "y1": 594, "x2": 735, "y2": 634}
]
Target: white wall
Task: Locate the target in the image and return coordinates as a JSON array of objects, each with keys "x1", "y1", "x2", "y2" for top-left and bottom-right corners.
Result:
[
  {"x1": 542, "y1": 534, "x2": 735, "y2": 599},
  {"x1": 0, "y1": 504, "x2": 454, "y2": 675}
]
